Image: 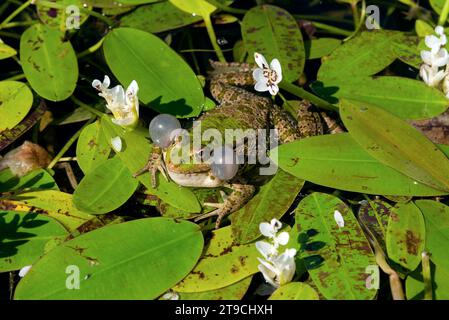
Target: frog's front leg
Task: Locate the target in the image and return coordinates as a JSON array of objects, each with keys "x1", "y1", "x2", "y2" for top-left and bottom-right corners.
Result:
[
  {"x1": 195, "y1": 183, "x2": 256, "y2": 229},
  {"x1": 133, "y1": 146, "x2": 169, "y2": 188}
]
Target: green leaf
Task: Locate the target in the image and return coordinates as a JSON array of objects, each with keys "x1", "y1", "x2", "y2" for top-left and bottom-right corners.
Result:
[
  {"x1": 20, "y1": 24, "x2": 78, "y2": 101},
  {"x1": 318, "y1": 31, "x2": 401, "y2": 82},
  {"x1": 294, "y1": 192, "x2": 377, "y2": 300},
  {"x1": 0, "y1": 211, "x2": 68, "y2": 272},
  {"x1": 0, "y1": 168, "x2": 58, "y2": 193},
  {"x1": 169, "y1": 0, "x2": 216, "y2": 17},
  {"x1": 392, "y1": 34, "x2": 421, "y2": 69},
  {"x1": 269, "y1": 282, "x2": 319, "y2": 300},
  {"x1": 273, "y1": 133, "x2": 447, "y2": 196},
  {"x1": 357, "y1": 199, "x2": 391, "y2": 252},
  {"x1": 36, "y1": 0, "x2": 90, "y2": 31},
  {"x1": 414, "y1": 200, "x2": 449, "y2": 272},
  {"x1": 178, "y1": 276, "x2": 252, "y2": 300},
  {"x1": 76, "y1": 121, "x2": 111, "y2": 175},
  {"x1": 231, "y1": 169, "x2": 304, "y2": 244},
  {"x1": 340, "y1": 99, "x2": 449, "y2": 192},
  {"x1": 100, "y1": 117, "x2": 201, "y2": 212},
  {"x1": 406, "y1": 263, "x2": 449, "y2": 300},
  {"x1": 174, "y1": 226, "x2": 259, "y2": 292},
  {"x1": 241, "y1": 5, "x2": 305, "y2": 82},
  {"x1": 386, "y1": 202, "x2": 425, "y2": 270},
  {"x1": 415, "y1": 20, "x2": 434, "y2": 37},
  {"x1": 0, "y1": 81, "x2": 33, "y2": 131},
  {"x1": 305, "y1": 38, "x2": 341, "y2": 60},
  {"x1": 0, "y1": 41, "x2": 17, "y2": 60},
  {"x1": 73, "y1": 157, "x2": 139, "y2": 215},
  {"x1": 117, "y1": 0, "x2": 160, "y2": 4},
  {"x1": 120, "y1": 1, "x2": 202, "y2": 33},
  {"x1": 8, "y1": 190, "x2": 94, "y2": 231},
  {"x1": 313, "y1": 77, "x2": 449, "y2": 120},
  {"x1": 103, "y1": 27, "x2": 204, "y2": 118},
  {"x1": 14, "y1": 217, "x2": 204, "y2": 299}
]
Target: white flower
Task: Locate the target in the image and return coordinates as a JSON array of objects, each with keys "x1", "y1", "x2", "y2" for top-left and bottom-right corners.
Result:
[
  {"x1": 443, "y1": 72, "x2": 449, "y2": 98},
  {"x1": 19, "y1": 265, "x2": 32, "y2": 278},
  {"x1": 420, "y1": 26, "x2": 449, "y2": 89},
  {"x1": 257, "y1": 248, "x2": 297, "y2": 288},
  {"x1": 161, "y1": 290, "x2": 179, "y2": 300},
  {"x1": 334, "y1": 210, "x2": 345, "y2": 228},
  {"x1": 421, "y1": 48, "x2": 449, "y2": 68},
  {"x1": 259, "y1": 218, "x2": 289, "y2": 248},
  {"x1": 425, "y1": 26, "x2": 447, "y2": 54},
  {"x1": 256, "y1": 219, "x2": 296, "y2": 288},
  {"x1": 420, "y1": 64, "x2": 447, "y2": 87},
  {"x1": 92, "y1": 75, "x2": 139, "y2": 128},
  {"x1": 111, "y1": 136, "x2": 122, "y2": 152},
  {"x1": 252, "y1": 52, "x2": 282, "y2": 95}
]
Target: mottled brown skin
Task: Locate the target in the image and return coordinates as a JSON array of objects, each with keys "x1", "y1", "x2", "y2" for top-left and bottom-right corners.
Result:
[{"x1": 137, "y1": 61, "x2": 325, "y2": 228}]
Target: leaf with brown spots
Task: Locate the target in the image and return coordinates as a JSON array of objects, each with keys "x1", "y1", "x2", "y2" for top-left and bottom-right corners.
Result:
[
  {"x1": 295, "y1": 192, "x2": 376, "y2": 300},
  {"x1": 340, "y1": 99, "x2": 449, "y2": 193},
  {"x1": 241, "y1": 5, "x2": 305, "y2": 82},
  {"x1": 386, "y1": 202, "x2": 425, "y2": 270},
  {"x1": 231, "y1": 169, "x2": 304, "y2": 244},
  {"x1": 173, "y1": 226, "x2": 259, "y2": 293}
]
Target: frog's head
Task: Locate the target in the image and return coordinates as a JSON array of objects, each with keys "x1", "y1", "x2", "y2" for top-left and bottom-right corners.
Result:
[{"x1": 163, "y1": 138, "x2": 224, "y2": 188}]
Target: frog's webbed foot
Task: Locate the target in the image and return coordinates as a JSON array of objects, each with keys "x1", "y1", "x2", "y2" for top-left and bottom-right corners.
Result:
[
  {"x1": 133, "y1": 146, "x2": 169, "y2": 188},
  {"x1": 194, "y1": 183, "x2": 256, "y2": 229}
]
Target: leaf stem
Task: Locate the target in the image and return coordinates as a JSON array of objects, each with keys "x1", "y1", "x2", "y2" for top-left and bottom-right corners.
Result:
[
  {"x1": 3, "y1": 73, "x2": 25, "y2": 81},
  {"x1": 279, "y1": 81, "x2": 338, "y2": 112},
  {"x1": 439, "y1": 0, "x2": 449, "y2": 26},
  {"x1": 0, "y1": 0, "x2": 32, "y2": 29},
  {"x1": 71, "y1": 96, "x2": 105, "y2": 118},
  {"x1": 47, "y1": 117, "x2": 95, "y2": 170},
  {"x1": 351, "y1": 1, "x2": 360, "y2": 30},
  {"x1": 1, "y1": 20, "x2": 36, "y2": 29},
  {"x1": 77, "y1": 37, "x2": 105, "y2": 59},
  {"x1": 422, "y1": 251, "x2": 433, "y2": 300},
  {"x1": 311, "y1": 21, "x2": 352, "y2": 37},
  {"x1": 203, "y1": 14, "x2": 226, "y2": 62}
]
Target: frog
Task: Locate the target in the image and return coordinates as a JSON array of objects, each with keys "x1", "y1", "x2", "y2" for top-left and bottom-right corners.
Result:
[{"x1": 135, "y1": 61, "x2": 327, "y2": 228}]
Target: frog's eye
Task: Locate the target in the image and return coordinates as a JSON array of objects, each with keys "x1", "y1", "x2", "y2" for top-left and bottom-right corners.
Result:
[
  {"x1": 149, "y1": 114, "x2": 181, "y2": 148},
  {"x1": 211, "y1": 145, "x2": 239, "y2": 180}
]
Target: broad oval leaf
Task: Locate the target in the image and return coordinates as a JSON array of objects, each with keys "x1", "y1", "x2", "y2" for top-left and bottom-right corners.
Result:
[
  {"x1": 241, "y1": 5, "x2": 305, "y2": 82},
  {"x1": 414, "y1": 200, "x2": 449, "y2": 272},
  {"x1": 269, "y1": 282, "x2": 319, "y2": 300},
  {"x1": 294, "y1": 192, "x2": 376, "y2": 300},
  {"x1": 340, "y1": 99, "x2": 449, "y2": 192},
  {"x1": 318, "y1": 31, "x2": 401, "y2": 82},
  {"x1": 76, "y1": 121, "x2": 111, "y2": 174},
  {"x1": 6, "y1": 190, "x2": 94, "y2": 231},
  {"x1": 174, "y1": 226, "x2": 259, "y2": 292},
  {"x1": 313, "y1": 77, "x2": 448, "y2": 120},
  {"x1": 103, "y1": 27, "x2": 204, "y2": 118},
  {"x1": 273, "y1": 133, "x2": 447, "y2": 196},
  {"x1": 14, "y1": 218, "x2": 204, "y2": 299},
  {"x1": 357, "y1": 199, "x2": 391, "y2": 252},
  {"x1": 0, "y1": 81, "x2": 33, "y2": 131},
  {"x1": 178, "y1": 277, "x2": 252, "y2": 300},
  {"x1": 231, "y1": 169, "x2": 304, "y2": 244},
  {"x1": 386, "y1": 202, "x2": 425, "y2": 270},
  {"x1": 73, "y1": 157, "x2": 139, "y2": 215},
  {"x1": 20, "y1": 24, "x2": 78, "y2": 101},
  {"x1": 100, "y1": 116, "x2": 201, "y2": 213},
  {"x1": 120, "y1": 1, "x2": 202, "y2": 33},
  {"x1": 0, "y1": 211, "x2": 68, "y2": 272}
]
